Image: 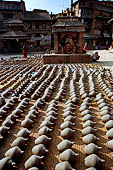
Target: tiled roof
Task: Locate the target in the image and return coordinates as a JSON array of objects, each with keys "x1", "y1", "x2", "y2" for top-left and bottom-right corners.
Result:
[
  {"x1": 23, "y1": 11, "x2": 51, "y2": 21},
  {"x1": 53, "y1": 20, "x2": 85, "y2": 33},
  {"x1": 0, "y1": 30, "x2": 28, "y2": 39},
  {"x1": 4, "y1": 19, "x2": 23, "y2": 24},
  {"x1": 94, "y1": 4, "x2": 113, "y2": 13},
  {"x1": 53, "y1": 21, "x2": 84, "y2": 27}
]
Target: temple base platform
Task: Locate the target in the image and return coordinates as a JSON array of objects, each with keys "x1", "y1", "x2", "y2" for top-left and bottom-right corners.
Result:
[{"x1": 43, "y1": 54, "x2": 91, "y2": 64}]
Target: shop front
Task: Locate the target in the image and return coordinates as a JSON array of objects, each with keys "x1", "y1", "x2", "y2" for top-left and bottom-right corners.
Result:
[{"x1": 0, "y1": 30, "x2": 29, "y2": 53}]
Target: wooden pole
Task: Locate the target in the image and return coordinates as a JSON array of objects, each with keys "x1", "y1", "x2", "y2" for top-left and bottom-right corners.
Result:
[{"x1": 71, "y1": 0, "x2": 73, "y2": 16}]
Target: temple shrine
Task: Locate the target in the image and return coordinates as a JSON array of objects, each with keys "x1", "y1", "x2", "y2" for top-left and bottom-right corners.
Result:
[{"x1": 43, "y1": 16, "x2": 91, "y2": 64}]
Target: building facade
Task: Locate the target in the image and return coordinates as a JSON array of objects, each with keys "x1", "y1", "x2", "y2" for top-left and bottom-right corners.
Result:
[
  {"x1": 0, "y1": 0, "x2": 51, "y2": 53},
  {"x1": 108, "y1": 18, "x2": 113, "y2": 47},
  {"x1": 0, "y1": 0, "x2": 25, "y2": 52},
  {"x1": 60, "y1": 0, "x2": 113, "y2": 49},
  {"x1": 23, "y1": 9, "x2": 51, "y2": 52}
]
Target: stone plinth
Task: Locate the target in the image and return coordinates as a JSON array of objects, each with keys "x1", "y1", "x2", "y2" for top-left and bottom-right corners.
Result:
[{"x1": 43, "y1": 54, "x2": 91, "y2": 64}]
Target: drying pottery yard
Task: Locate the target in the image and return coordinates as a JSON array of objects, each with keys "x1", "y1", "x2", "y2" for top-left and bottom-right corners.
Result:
[{"x1": 0, "y1": 57, "x2": 113, "y2": 170}]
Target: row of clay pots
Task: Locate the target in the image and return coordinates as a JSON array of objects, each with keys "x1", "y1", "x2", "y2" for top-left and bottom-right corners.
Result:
[
  {"x1": 0, "y1": 98, "x2": 30, "y2": 169},
  {"x1": 55, "y1": 75, "x2": 68, "y2": 101},
  {"x1": 0, "y1": 97, "x2": 29, "y2": 139},
  {"x1": 42, "y1": 67, "x2": 60, "y2": 102},
  {"x1": 79, "y1": 69, "x2": 89, "y2": 100},
  {"x1": 55, "y1": 99, "x2": 77, "y2": 170},
  {"x1": 95, "y1": 93, "x2": 113, "y2": 157},
  {"x1": 31, "y1": 66, "x2": 53, "y2": 100},
  {"x1": 31, "y1": 65, "x2": 46, "y2": 81},
  {"x1": 0, "y1": 67, "x2": 17, "y2": 82},
  {"x1": 69, "y1": 71, "x2": 79, "y2": 104},
  {"x1": 24, "y1": 99, "x2": 58, "y2": 169},
  {"x1": 81, "y1": 97, "x2": 104, "y2": 169},
  {"x1": 0, "y1": 94, "x2": 42, "y2": 169},
  {"x1": 0, "y1": 64, "x2": 34, "y2": 98},
  {"x1": 78, "y1": 72, "x2": 105, "y2": 170},
  {"x1": 88, "y1": 73, "x2": 97, "y2": 97},
  {"x1": 97, "y1": 74, "x2": 113, "y2": 101}
]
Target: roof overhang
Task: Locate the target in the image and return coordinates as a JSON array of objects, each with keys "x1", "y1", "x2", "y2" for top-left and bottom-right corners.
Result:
[
  {"x1": 83, "y1": 33, "x2": 101, "y2": 39},
  {"x1": 53, "y1": 27, "x2": 85, "y2": 33},
  {"x1": 108, "y1": 18, "x2": 113, "y2": 24},
  {"x1": 0, "y1": 30, "x2": 29, "y2": 40}
]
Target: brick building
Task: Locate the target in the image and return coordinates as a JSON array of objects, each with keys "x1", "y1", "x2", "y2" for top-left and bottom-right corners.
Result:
[
  {"x1": 60, "y1": 0, "x2": 113, "y2": 49},
  {"x1": 0, "y1": 0, "x2": 51, "y2": 53},
  {"x1": 108, "y1": 18, "x2": 113, "y2": 47},
  {"x1": 23, "y1": 9, "x2": 51, "y2": 52}
]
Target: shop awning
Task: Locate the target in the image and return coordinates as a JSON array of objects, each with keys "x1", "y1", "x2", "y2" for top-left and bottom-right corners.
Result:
[
  {"x1": 83, "y1": 33, "x2": 101, "y2": 39},
  {"x1": 26, "y1": 39, "x2": 37, "y2": 46},
  {"x1": 103, "y1": 33, "x2": 110, "y2": 38}
]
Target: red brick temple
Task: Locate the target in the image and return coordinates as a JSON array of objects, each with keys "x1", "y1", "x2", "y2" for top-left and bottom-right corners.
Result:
[
  {"x1": 53, "y1": 16, "x2": 84, "y2": 54},
  {"x1": 43, "y1": 16, "x2": 91, "y2": 64}
]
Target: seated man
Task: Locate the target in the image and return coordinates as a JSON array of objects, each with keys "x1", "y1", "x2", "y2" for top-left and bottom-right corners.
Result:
[{"x1": 91, "y1": 52, "x2": 100, "y2": 62}]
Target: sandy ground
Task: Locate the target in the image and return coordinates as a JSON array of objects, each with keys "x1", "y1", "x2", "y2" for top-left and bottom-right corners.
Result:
[
  {"x1": 1, "y1": 49, "x2": 113, "y2": 67},
  {"x1": 87, "y1": 50, "x2": 113, "y2": 68},
  {"x1": 0, "y1": 55, "x2": 113, "y2": 170}
]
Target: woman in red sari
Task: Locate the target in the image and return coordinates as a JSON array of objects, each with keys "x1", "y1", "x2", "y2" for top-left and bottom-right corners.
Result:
[{"x1": 23, "y1": 44, "x2": 27, "y2": 58}]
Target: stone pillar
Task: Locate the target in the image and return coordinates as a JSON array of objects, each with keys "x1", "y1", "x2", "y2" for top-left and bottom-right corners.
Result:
[
  {"x1": 54, "y1": 33, "x2": 59, "y2": 53},
  {"x1": 79, "y1": 32, "x2": 83, "y2": 53},
  {"x1": 7, "y1": 40, "x2": 11, "y2": 53}
]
